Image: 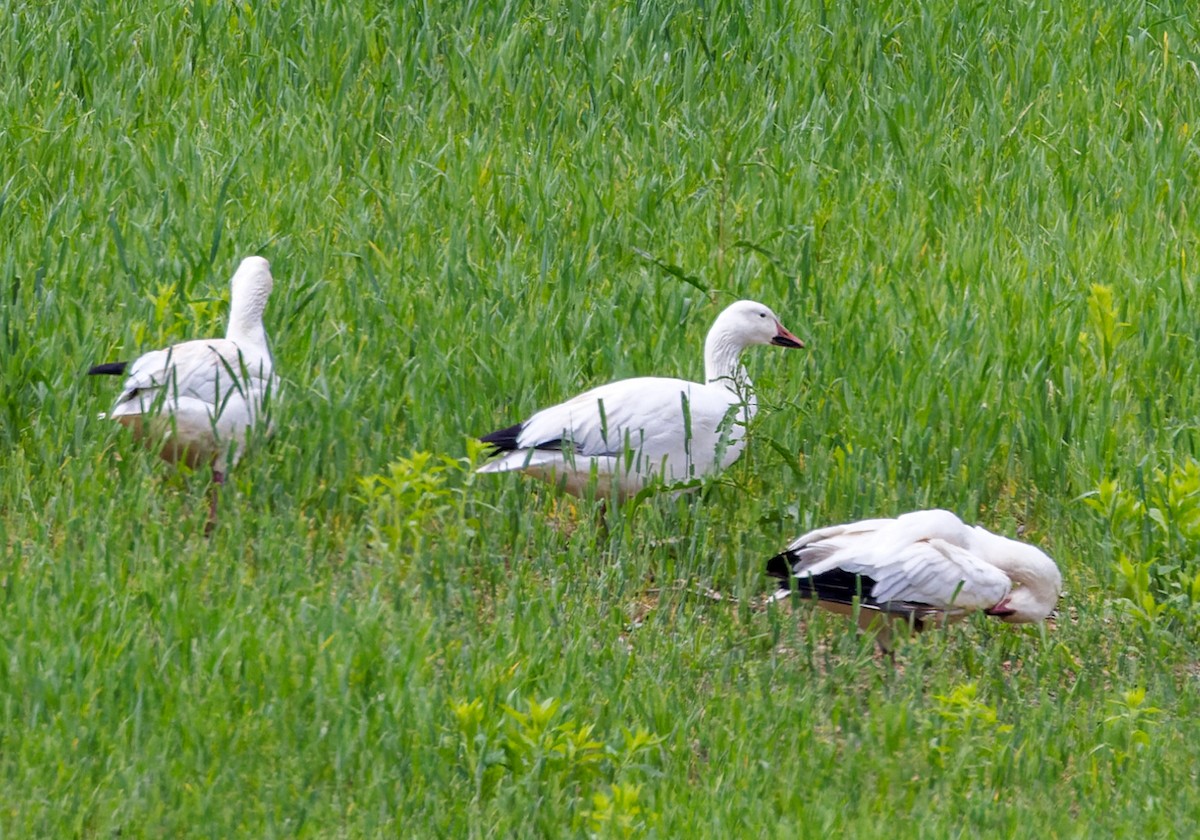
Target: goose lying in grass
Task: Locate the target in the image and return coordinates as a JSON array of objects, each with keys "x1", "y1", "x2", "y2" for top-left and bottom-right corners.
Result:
[
  {"x1": 767, "y1": 509, "x2": 1062, "y2": 648},
  {"x1": 88, "y1": 256, "x2": 278, "y2": 530},
  {"x1": 477, "y1": 299, "x2": 804, "y2": 500}
]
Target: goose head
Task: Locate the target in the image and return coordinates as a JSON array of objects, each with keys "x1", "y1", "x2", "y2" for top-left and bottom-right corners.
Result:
[
  {"x1": 979, "y1": 538, "x2": 1063, "y2": 624},
  {"x1": 702, "y1": 299, "x2": 803, "y2": 388},
  {"x1": 230, "y1": 256, "x2": 273, "y2": 308},
  {"x1": 714, "y1": 300, "x2": 805, "y2": 350}
]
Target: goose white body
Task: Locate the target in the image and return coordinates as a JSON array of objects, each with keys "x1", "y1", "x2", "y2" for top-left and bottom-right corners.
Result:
[
  {"x1": 92, "y1": 256, "x2": 277, "y2": 475},
  {"x1": 767, "y1": 509, "x2": 1062, "y2": 630},
  {"x1": 477, "y1": 300, "x2": 804, "y2": 499}
]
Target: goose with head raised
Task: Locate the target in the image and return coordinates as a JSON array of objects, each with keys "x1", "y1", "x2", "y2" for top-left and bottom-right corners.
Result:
[
  {"x1": 88, "y1": 256, "x2": 278, "y2": 529},
  {"x1": 477, "y1": 299, "x2": 804, "y2": 499}
]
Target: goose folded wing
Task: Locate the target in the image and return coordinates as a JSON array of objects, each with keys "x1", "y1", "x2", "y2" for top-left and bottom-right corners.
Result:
[
  {"x1": 781, "y1": 518, "x2": 898, "y2": 566},
  {"x1": 840, "y1": 538, "x2": 1012, "y2": 611},
  {"x1": 516, "y1": 378, "x2": 705, "y2": 458},
  {"x1": 117, "y1": 339, "x2": 261, "y2": 407}
]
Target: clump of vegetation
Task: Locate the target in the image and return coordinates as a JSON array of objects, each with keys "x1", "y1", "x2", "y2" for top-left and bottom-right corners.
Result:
[
  {"x1": 444, "y1": 694, "x2": 663, "y2": 834},
  {"x1": 356, "y1": 448, "x2": 480, "y2": 558},
  {"x1": 1086, "y1": 462, "x2": 1200, "y2": 627}
]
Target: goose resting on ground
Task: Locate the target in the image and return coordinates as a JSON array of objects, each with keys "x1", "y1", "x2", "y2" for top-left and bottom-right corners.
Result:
[
  {"x1": 767, "y1": 509, "x2": 1062, "y2": 647},
  {"x1": 88, "y1": 256, "x2": 278, "y2": 530},
  {"x1": 477, "y1": 300, "x2": 804, "y2": 499}
]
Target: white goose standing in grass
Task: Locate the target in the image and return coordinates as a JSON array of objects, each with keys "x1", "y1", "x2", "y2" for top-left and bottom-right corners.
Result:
[
  {"x1": 477, "y1": 299, "x2": 804, "y2": 499},
  {"x1": 88, "y1": 256, "x2": 278, "y2": 530},
  {"x1": 766, "y1": 509, "x2": 1062, "y2": 647}
]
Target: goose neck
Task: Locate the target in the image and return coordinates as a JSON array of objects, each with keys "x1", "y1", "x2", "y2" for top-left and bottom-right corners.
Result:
[
  {"x1": 704, "y1": 329, "x2": 750, "y2": 390},
  {"x1": 227, "y1": 288, "x2": 270, "y2": 348}
]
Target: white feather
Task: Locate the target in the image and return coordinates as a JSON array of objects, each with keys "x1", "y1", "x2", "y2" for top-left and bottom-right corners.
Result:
[
  {"x1": 478, "y1": 299, "x2": 803, "y2": 499},
  {"x1": 776, "y1": 509, "x2": 1062, "y2": 625},
  {"x1": 95, "y1": 256, "x2": 278, "y2": 474}
]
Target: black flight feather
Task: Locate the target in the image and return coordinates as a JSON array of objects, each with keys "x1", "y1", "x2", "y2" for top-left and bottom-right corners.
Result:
[
  {"x1": 768, "y1": 550, "x2": 941, "y2": 625},
  {"x1": 768, "y1": 550, "x2": 878, "y2": 605},
  {"x1": 87, "y1": 361, "x2": 129, "y2": 377},
  {"x1": 479, "y1": 422, "x2": 564, "y2": 456}
]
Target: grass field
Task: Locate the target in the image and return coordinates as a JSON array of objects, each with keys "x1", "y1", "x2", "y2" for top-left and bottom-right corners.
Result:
[{"x1": 3, "y1": 0, "x2": 1200, "y2": 835}]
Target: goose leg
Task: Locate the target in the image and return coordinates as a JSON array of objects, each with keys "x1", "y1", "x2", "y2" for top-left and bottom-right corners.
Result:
[
  {"x1": 206, "y1": 469, "x2": 225, "y2": 536},
  {"x1": 596, "y1": 496, "x2": 610, "y2": 542}
]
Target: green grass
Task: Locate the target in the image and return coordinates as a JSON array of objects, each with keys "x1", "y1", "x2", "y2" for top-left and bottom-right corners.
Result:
[{"x1": 3, "y1": 0, "x2": 1200, "y2": 835}]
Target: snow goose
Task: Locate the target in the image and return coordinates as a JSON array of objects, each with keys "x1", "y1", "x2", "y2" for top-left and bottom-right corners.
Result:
[
  {"x1": 88, "y1": 256, "x2": 278, "y2": 529},
  {"x1": 477, "y1": 300, "x2": 804, "y2": 499},
  {"x1": 767, "y1": 509, "x2": 1062, "y2": 646}
]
